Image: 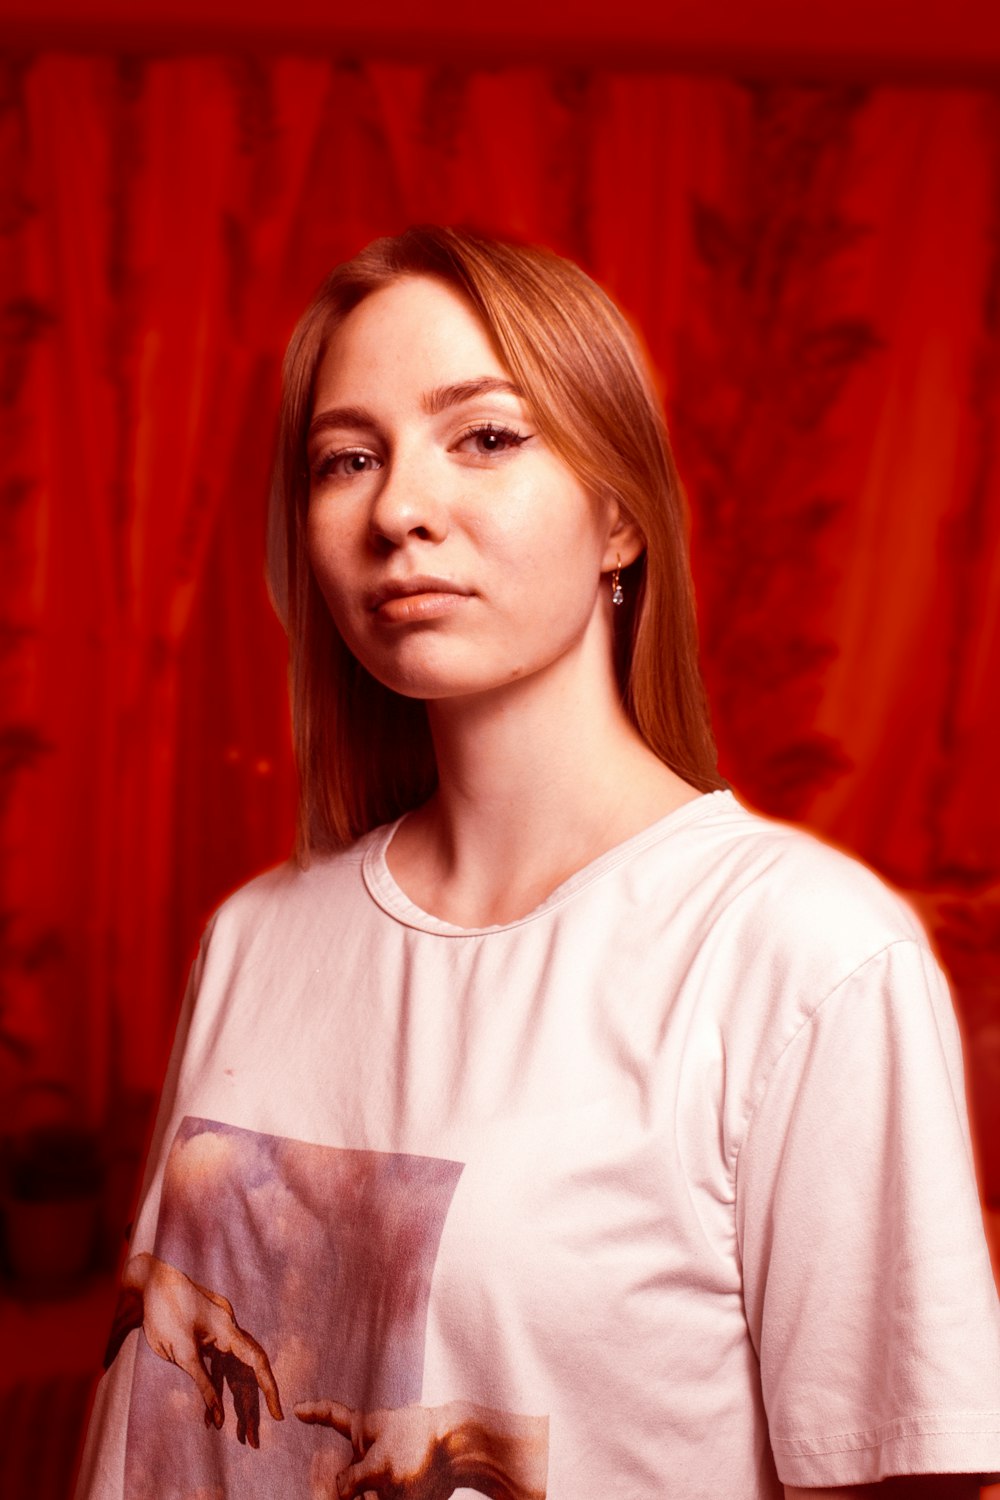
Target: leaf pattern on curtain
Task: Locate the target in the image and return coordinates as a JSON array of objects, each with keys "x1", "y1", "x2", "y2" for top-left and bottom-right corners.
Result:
[
  {"x1": 1, "y1": 54, "x2": 998, "y2": 1194},
  {"x1": 670, "y1": 82, "x2": 879, "y2": 817},
  {"x1": 0, "y1": 55, "x2": 66, "y2": 1110},
  {"x1": 918, "y1": 92, "x2": 1000, "y2": 1195}
]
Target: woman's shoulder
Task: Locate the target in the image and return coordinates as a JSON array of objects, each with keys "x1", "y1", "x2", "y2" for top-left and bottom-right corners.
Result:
[
  {"x1": 659, "y1": 796, "x2": 950, "y2": 1105},
  {"x1": 199, "y1": 828, "x2": 382, "y2": 953},
  {"x1": 666, "y1": 790, "x2": 930, "y2": 983}
]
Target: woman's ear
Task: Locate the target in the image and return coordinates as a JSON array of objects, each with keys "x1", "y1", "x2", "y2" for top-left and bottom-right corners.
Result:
[{"x1": 601, "y1": 504, "x2": 646, "y2": 572}]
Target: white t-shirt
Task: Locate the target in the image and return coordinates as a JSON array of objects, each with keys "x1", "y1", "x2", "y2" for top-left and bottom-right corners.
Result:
[{"x1": 76, "y1": 789, "x2": 1000, "y2": 1499}]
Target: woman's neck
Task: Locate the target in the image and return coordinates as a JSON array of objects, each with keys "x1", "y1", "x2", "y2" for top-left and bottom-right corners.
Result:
[{"x1": 386, "y1": 632, "x2": 700, "y2": 928}]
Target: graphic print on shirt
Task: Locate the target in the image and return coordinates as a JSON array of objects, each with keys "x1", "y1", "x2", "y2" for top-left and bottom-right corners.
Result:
[{"x1": 103, "y1": 1116, "x2": 548, "y2": 1499}]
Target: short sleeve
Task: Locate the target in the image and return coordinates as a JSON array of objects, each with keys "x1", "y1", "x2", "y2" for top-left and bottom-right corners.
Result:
[{"x1": 736, "y1": 938, "x2": 1000, "y2": 1488}]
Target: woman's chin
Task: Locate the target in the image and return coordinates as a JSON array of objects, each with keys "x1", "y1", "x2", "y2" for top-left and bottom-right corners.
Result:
[{"x1": 363, "y1": 658, "x2": 526, "y2": 705}]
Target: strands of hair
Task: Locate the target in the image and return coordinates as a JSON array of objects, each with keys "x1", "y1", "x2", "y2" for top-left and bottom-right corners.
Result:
[{"x1": 268, "y1": 225, "x2": 724, "y2": 857}]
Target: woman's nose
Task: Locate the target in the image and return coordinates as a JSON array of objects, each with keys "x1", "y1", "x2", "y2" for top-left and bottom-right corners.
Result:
[{"x1": 367, "y1": 446, "x2": 449, "y2": 548}]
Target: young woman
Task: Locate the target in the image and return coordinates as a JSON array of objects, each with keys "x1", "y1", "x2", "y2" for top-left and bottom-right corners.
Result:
[{"x1": 78, "y1": 227, "x2": 1000, "y2": 1500}]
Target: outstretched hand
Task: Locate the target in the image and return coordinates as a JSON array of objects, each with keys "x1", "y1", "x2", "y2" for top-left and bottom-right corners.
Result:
[
  {"x1": 295, "y1": 1399, "x2": 450, "y2": 1500},
  {"x1": 295, "y1": 1397, "x2": 548, "y2": 1500},
  {"x1": 123, "y1": 1252, "x2": 283, "y2": 1446}
]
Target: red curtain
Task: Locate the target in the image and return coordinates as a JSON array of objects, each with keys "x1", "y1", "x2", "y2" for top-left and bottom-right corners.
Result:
[{"x1": 2, "y1": 55, "x2": 999, "y2": 1187}]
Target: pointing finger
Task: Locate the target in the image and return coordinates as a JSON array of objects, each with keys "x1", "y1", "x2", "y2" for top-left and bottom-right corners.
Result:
[
  {"x1": 293, "y1": 1399, "x2": 354, "y2": 1436},
  {"x1": 227, "y1": 1329, "x2": 284, "y2": 1421}
]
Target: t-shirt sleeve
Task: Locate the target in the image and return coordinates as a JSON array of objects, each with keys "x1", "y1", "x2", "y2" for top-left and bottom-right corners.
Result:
[{"x1": 736, "y1": 936, "x2": 1000, "y2": 1488}]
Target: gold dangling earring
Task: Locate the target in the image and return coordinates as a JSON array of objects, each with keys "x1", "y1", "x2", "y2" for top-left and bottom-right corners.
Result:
[{"x1": 611, "y1": 554, "x2": 624, "y2": 607}]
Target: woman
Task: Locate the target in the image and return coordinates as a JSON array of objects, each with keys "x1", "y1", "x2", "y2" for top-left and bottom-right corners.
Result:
[{"x1": 77, "y1": 227, "x2": 1000, "y2": 1500}]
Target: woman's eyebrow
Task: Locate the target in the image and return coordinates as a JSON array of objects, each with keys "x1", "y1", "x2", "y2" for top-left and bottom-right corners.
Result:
[
  {"x1": 307, "y1": 406, "x2": 377, "y2": 441},
  {"x1": 307, "y1": 378, "x2": 525, "y2": 443},
  {"x1": 421, "y1": 377, "x2": 523, "y2": 414}
]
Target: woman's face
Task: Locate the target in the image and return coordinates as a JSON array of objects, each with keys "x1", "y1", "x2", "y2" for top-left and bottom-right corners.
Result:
[{"x1": 305, "y1": 274, "x2": 627, "y2": 703}]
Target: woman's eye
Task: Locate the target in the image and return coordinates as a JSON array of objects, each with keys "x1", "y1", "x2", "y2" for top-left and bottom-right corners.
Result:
[
  {"x1": 456, "y1": 423, "x2": 528, "y2": 457},
  {"x1": 312, "y1": 450, "x2": 382, "y2": 482}
]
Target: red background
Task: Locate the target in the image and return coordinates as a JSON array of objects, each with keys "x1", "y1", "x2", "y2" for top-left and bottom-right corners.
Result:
[
  {"x1": 3, "y1": 4, "x2": 999, "y2": 1180},
  {"x1": 2, "y1": 3, "x2": 1000, "y2": 1493}
]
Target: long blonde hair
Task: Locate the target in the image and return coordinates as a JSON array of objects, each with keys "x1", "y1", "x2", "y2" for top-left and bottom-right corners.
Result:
[{"x1": 268, "y1": 225, "x2": 723, "y2": 855}]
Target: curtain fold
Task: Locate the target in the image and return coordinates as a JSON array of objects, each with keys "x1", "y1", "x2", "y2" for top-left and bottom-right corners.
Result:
[{"x1": 2, "y1": 53, "x2": 998, "y2": 1188}]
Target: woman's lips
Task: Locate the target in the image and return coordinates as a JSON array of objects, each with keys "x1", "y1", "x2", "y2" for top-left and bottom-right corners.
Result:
[
  {"x1": 375, "y1": 590, "x2": 471, "y2": 624},
  {"x1": 369, "y1": 579, "x2": 472, "y2": 623}
]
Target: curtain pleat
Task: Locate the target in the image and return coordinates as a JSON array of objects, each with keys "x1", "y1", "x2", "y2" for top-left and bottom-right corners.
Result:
[{"x1": 2, "y1": 54, "x2": 998, "y2": 1188}]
